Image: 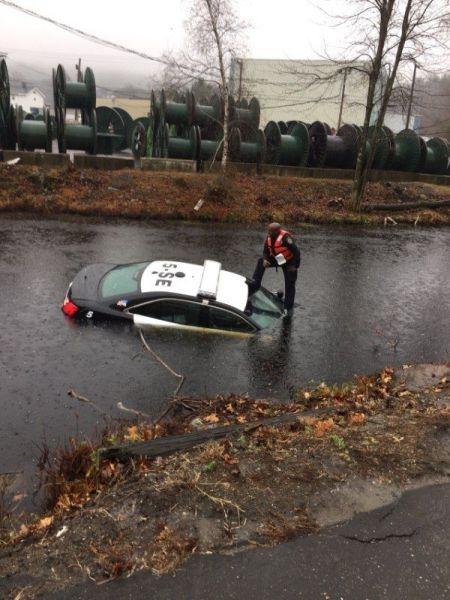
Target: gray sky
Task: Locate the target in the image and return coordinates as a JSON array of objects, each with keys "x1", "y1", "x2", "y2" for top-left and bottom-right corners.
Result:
[{"x1": 0, "y1": 0, "x2": 343, "y2": 87}]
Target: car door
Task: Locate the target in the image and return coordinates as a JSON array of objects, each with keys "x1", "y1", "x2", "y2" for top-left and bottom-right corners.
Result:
[
  {"x1": 129, "y1": 298, "x2": 206, "y2": 331},
  {"x1": 207, "y1": 305, "x2": 256, "y2": 334}
]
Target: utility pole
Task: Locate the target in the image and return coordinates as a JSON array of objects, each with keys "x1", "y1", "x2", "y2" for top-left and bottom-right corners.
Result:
[
  {"x1": 337, "y1": 67, "x2": 348, "y2": 131},
  {"x1": 74, "y1": 58, "x2": 82, "y2": 123},
  {"x1": 405, "y1": 61, "x2": 417, "y2": 130},
  {"x1": 237, "y1": 59, "x2": 243, "y2": 103}
]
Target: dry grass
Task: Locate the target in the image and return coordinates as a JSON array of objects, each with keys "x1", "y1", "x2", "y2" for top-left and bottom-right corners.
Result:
[{"x1": 0, "y1": 165, "x2": 448, "y2": 225}]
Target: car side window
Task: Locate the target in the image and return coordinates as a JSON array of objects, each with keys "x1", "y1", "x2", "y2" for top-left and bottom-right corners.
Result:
[
  {"x1": 208, "y1": 306, "x2": 254, "y2": 333},
  {"x1": 130, "y1": 299, "x2": 204, "y2": 327}
]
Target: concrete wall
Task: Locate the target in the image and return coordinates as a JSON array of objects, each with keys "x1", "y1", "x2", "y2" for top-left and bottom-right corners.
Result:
[
  {"x1": 73, "y1": 155, "x2": 135, "y2": 170},
  {"x1": 230, "y1": 59, "x2": 372, "y2": 129},
  {"x1": 140, "y1": 158, "x2": 197, "y2": 172},
  {"x1": 3, "y1": 150, "x2": 70, "y2": 167}
]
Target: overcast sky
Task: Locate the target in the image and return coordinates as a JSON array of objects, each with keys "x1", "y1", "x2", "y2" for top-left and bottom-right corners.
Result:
[{"x1": 0, "y1": 0, "x2": 346, "y2": 87}]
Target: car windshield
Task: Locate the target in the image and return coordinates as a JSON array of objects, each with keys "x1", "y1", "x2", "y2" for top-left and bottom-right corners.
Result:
[
  {"x1": 100, "y1": 262, "x2": 149, "y2": 298},
  {"x1": 247, "y1": 288, "x2": 283, "y2": 329}
]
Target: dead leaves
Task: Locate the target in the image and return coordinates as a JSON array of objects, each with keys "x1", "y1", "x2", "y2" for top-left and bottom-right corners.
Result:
[
  {"x1": 313, "y1": 418, "x2": 335, "y2": 437},
  {"x1": 18, "y1": 515, "x2": 54, "y2": 540},
  {"x1": 203, "y1": 414, "x2": 220, "y2": 424}
]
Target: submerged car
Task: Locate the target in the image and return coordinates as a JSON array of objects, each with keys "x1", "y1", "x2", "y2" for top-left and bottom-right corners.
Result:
[{"x1": 62, "y1": 259, "x2": 284, "y2": 334}]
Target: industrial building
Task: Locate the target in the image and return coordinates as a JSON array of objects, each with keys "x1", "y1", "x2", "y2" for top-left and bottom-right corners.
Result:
[{"x1": 229, "y1": 58, "x2": 377, "y2": 129}]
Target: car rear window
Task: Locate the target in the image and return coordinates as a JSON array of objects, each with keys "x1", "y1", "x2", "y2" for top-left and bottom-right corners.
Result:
[{"x1": 100, "y1": 262, "x2": 149, "y2": 299}]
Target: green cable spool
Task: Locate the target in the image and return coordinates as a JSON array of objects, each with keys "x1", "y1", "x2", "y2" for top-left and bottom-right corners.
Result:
[
  {"x1": 197, "y1": 137, "x2": 223, "y2": 161},
  {"x1": 111, "y1": 107, "x2": 133, "y2": 150},
  {"x1": 391, "y1": 129, "x2": 421, "y2": 172},
  {"x1": 420, "y1": 137, "x2": 449, "y2": 175},
  {"x1": 366, "y1": 125, "x2": 392, "y2": 170},
  {"x1": 0, "y1": 58, "x2": 10, "y2": 119},
  {"x1": 96, "y1": 106, "x2": 126, "y2": 153},
  {"x1": 160, "y1": 89, "x2": 189, "y2": 127},
  {"x1": 131, "y1": 122, "x2": 148, "y2": 159},
  {"x1": 187, "y1": 92, "x2": 221, "y2": 128},
  {"x1": 132, "y1": 116, "x2": 150, "y2": 130},
  {"x1": 229, "y1": 127, "x2": 266, "y2": 164},
  {"x1": 163, "y1": 124, "x2": 199, "y2": 160},
  {"x1": 264, "y1": 121, "x2": 309, "y2": 166},
  {"x1": 150, "y1": 90, "x2": 161, "y2": 156},
  {"x1": 129, "y1": 117, "x2": 150, "y2": 148},
  {"x1": 54, "y1": 64, "x2": 96, "y2": 112},
  {"x1": 231, "y1": 97, "x2": 260, "y2": 131},
  {"x1": 17, "y1": 106, "x2": 52, "y2": 152},
  {"x1": 277, "y1": 121, "x2": 288, "y2": 134},
  {"x1": 308, "y1": 122, "x2": 358, "y2": 168},
  {"x1": 56, "y1": 108, "x2": 97, "y2": 154}
]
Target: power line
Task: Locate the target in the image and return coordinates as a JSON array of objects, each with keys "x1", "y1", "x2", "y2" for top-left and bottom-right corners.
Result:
[{"x1": 0, "y1": 0, "x2": 170, "y2": 67}]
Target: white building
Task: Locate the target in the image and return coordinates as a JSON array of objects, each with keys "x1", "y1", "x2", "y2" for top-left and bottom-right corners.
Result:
[
  {"x1": 230, "y1": 58, "x2": 378, "y2": 129},
  {"x1": 10, "y1": 87, "x2": 46, "y2": 114},
  {"x1": 383, "y1": 112, "x2": 421, "y2": 134}
]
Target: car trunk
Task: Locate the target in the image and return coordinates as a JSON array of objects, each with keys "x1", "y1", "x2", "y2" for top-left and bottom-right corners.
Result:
[{"x1": 70, "y1": 263, "x2": 115, "y2": 302}]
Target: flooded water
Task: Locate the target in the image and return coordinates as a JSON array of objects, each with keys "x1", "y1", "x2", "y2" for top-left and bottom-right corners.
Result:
[{"x1": 1, "y1": 215, "x2": 449, "y2": 499}]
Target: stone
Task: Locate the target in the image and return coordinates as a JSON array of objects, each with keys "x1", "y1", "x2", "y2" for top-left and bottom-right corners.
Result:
[
  {"x1": 308, "y1": 477, "x2": 400, "y2": 527},
  {"x1": 196, "y1": 518, "x2": 224, "y2": 550},
  {"x1": 393, "y1": 363, "x2": 450, "y2": 392},
  {"x1": 238, "y1": 457, "x2": 265, "y2": 480}
]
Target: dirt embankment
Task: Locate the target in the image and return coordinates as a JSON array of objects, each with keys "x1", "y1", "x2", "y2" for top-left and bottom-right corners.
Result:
[
  {"x1": 0, "y1": 164, "x2": 449, "y2": 225},
  {"x1": 0, "y1": 364, "x2": 449, "y2": 598}
]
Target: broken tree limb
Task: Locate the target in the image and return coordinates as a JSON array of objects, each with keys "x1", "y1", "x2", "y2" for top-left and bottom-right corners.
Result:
[
  {"x1": 67, "y1": 389, "x2": 107, "y2": 415},
  {"x1": 139, "y1": 329, "x2": 186, "y2": 396},
  {"x1": 363, "y1": 198, "x2": 450, "y2": 212},
  {"x1": 116, "y1": 401, "x2": 152, "y2": 420},
  {"x1": 100, "y1": 407, "x2": 338, "y2": 461}
]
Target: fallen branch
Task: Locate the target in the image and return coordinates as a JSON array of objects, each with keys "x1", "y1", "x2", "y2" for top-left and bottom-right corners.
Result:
[
  {"x1": 67, "y1": 390, "x2": 106, "y2": 415},
  {"x1": 363, "y1": 198, "x2": 450, "y2": 212},
  {"x1": 116, "y1": 402, "x2": 152, "y2": 421},
  {"x1": 139, "y1": 329, "x2": 186, "y2": 396},
  {"x1": 100, "y1": 407, "x2": 338, "y2": 461}
]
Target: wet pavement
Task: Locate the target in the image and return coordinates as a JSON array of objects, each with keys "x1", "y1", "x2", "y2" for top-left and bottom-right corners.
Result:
[
  {"x1": 45, "y1": 483, "x2": 450, "y2": 600},
  {"x1": 0, "y1": 216, "x2": 449, "y2": 501}
]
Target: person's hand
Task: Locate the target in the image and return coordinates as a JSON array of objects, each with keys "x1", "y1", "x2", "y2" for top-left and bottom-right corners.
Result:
[{"x1": 263, "y1": 259, "x2": 271, "y2": 268}]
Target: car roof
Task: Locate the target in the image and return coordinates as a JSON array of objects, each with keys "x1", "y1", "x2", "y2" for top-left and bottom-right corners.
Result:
[{"x1": 140, "y1": 260, "x2": 249, "y2": 312}]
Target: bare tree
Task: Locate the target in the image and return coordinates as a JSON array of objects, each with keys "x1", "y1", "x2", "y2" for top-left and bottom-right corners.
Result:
[
  {"x1": 341, "y1": 0, "x2": 450, "y2": 210},
  {"x1": 167, "y1": 0, "x2": 247, "y2": 171}
]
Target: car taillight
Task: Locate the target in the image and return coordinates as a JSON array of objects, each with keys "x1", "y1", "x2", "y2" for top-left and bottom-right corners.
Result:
[{"x1": 61, "y1": 298, "x2": 79, "y2": 318}]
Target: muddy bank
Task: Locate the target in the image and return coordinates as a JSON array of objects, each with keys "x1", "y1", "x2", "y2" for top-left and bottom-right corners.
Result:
[
  {"x1": 0, "y1": 164, "x2": 449, "y2": 225},
  {"x1": 0, "y1": 363, "x2": 448, "y2": 598}
]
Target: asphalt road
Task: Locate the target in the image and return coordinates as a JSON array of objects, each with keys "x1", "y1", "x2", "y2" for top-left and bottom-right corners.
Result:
[{"x1": 47, "y1": 483, "x2": 449, "y2": 600}]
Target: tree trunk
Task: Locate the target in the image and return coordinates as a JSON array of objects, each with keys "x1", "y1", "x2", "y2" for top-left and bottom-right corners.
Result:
[
  {"x1": 205, "y1": 0, "x2": 229, "y2": 172},
  {"x1": 350, "y1": 1, "x2": 395, "y2": 211},
  {"x1": 222, "y1": 90, "x2": 229, "y2": 171},
  {"x1": 101, "y1": 407, "x2": 336, "y2": 461}
]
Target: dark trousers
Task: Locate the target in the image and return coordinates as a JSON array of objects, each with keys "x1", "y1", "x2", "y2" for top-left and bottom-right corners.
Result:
[{"x1": 251, "y1": 257, "x2": 298, "y2": 310}]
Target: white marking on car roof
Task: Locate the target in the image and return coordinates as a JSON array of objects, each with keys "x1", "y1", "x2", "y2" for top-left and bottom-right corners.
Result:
[{"x1": 140, "y1": 261, "x2": 248, "y2": 312}]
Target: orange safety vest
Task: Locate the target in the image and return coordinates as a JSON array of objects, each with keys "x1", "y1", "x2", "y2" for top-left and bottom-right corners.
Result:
[{"x1": 267, "y1": 229, "x2": 294, "y2": 262}]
